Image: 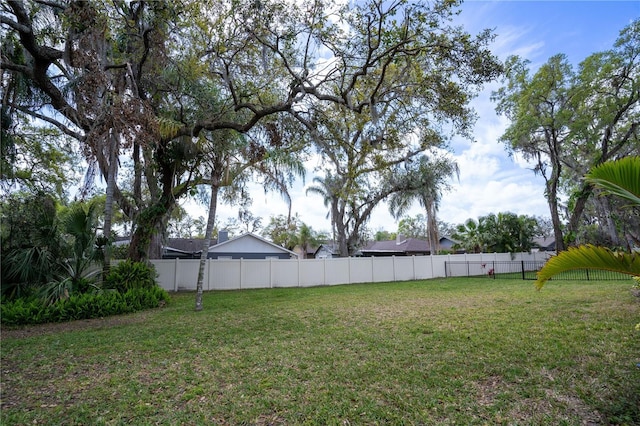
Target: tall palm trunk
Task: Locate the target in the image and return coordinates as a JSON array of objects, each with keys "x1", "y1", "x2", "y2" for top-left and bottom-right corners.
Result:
[
  {"x1": 195, "y1": 178, "x2": 219, "y2": 311},
  {"x1": 426, "y1": 196, "x2": 439, "y2": 255}
]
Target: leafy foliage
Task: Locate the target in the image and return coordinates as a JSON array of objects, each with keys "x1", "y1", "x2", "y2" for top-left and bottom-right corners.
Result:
[
  {"x1": 0, "y1": 286, "x2": 170, "y2": 326},
  {"x1": 493, "y1": 20, "x2": 640, "y2": 250},
  {"x1": 1, "y1": 195, "x2": 106, "y2": 303},
  {"x1": 535, "y1": 245, "x2": 640, "y2": 290},
  {"x1": 536, "y1": 157, "x2": 640, "y2": 288},
  {"x1": 1, "y1": 193, "x2": 64, "y2": 298},
  {"x1": 261, "y1": 214, "x2": 301, "y2": 250},
  {"x1": 2, "y1": 0, "x2": 504, "y2": 261},
  {"x1": 388, "y1": 156, "x2": 459, "y2": 253},
  {"x1": 452, "y1": 212, "x2": 542, "y2": 254},
  {"x1": 585, "y1": 156, "x2": 640, "y2": 207},
  {"x1": 396, "y1": 215, "x2": 428, "y2": 239},
  {"x1": 103, "y1": 260, "x2": 158, "y2": 294}
]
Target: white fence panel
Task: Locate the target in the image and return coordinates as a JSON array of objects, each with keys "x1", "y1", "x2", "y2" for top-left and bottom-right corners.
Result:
[
  {"x1": 152, "y1": 259, "x2": 179, "y2": 291},
  {"x1": 469, "y1": 262, "x2": 488, "y2": 276},
  {"x1": 413, "y1": 256, "x2": 431, "y2": 280},
  {"x1": 371, "y1": 257, "x2": 395, "y2": 282},
  {"x1": 430, "y1": 256, "x2": 447, "y2": 278},
  {"x1": 153, "y1": 259, "x2": 204, "y2": 291},
  {"x1": 210, "y1": 259, "x2": 240, "y2": 290},
  {"x1": 393, "y1": 257, "x2": 417, "y2": 281},
  {"x1": 272, "y1": 259, "x2": 300, "y2": 288},
  {"x1": 349, "y1": 257, "x2": 374, "y2": 284},
  {"x1": 241, "y1": 259, "x2": 271, "y2": 289},
  {"x1": 325, "y1": 257, "x2": 350, "y2": 285},
  {"x1": 298, "y1": 259, "x2": 326, "y2": 287}
]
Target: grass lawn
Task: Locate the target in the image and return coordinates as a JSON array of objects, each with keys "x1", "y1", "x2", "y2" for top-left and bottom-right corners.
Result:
[{"x1": 1, "y1": 278, "x2": 639, "y2": 425}]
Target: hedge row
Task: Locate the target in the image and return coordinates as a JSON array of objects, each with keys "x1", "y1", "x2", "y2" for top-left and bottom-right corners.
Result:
[{"x1": 1, "y1": 286, "x2": 170, "y2": 326}]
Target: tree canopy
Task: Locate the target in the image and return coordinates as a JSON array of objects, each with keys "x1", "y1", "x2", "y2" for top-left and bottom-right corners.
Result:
[
  {"x1": 1, "y1": 0, "x2": 501, "y2": 263},
  {"x1": 536, "y1": 157, "x2": 640, "y2": 289},
  {"x1": 493, "y1": 19, "x2": 640, "y2": 251},
  {"x1": 452, "y1": 212, "x2": 544, "y2": 254}
]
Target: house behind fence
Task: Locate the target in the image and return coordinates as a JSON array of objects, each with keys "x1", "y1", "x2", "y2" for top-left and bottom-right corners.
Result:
[{"x1": 150, "y1": 252, "x2": 554, "y2": 292}]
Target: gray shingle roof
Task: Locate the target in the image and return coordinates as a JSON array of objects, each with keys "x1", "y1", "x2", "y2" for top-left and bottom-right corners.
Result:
[{"x1": 362, "y1": 238, "x2": 431, "y2": 254}]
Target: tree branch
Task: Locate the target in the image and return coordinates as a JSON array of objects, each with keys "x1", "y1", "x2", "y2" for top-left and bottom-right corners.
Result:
[
  {"x1": 0, "y1": 61, "x2": 33, "y2": 76},
  {"x1": 10, "y1": 103, "x2": 84, "y2": 141},
  {"x1": 0, "y1": 15, "x2": 31, "y2": 33}
]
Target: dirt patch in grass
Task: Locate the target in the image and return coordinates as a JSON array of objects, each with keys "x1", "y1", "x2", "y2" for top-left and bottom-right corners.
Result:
[
  {"x1": 475, "y1": 375, "x2": 505, "y2": 406},
  {"x1": 544, "y1": 389, "x2": 604, "y2": 425},
  {"x1": 0, "y1": 312, "x2": 149, "y2": 340}
]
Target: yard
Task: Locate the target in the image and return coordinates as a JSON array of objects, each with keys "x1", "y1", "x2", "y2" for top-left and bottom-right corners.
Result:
[{"x1": 1, "y1": 278, "x2": 639, "y2": 425}]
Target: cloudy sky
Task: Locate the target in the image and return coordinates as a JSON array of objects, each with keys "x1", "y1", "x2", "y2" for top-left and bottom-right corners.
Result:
[{"x1": 198, "y1": 0, "x2": 639, "y2": 235}]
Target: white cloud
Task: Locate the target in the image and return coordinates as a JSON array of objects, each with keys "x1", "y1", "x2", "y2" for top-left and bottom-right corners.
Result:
[{"x1": 493, "y1": 26, "x2": 546, "y2": 61}]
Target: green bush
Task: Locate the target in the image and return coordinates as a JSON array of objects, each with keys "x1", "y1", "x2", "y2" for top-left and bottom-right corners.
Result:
[
  {"x1": 0, "y1": 286, "x2": 170, "y2": 326},
  {"x1": 0, "y1": 297, "x2": 46, "y2": 325},
  {"x1": 104, "y1": 260, "x2": 157, "y2": 293}
]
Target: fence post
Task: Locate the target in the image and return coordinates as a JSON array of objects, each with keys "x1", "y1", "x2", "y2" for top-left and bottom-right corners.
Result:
[
  {"x1": 521, "y1": 260, "x2": 525, "y2": 280},
  {"x1": 412, "y1": 255, "x2": 416, "y2": 280},
  {"x1": 240, "y1": 258, "x2": 243, "y2": 290},
  {"x1": 207, "y1": 258, "x2": 212, "y2": 291},
  {"x1": 393, "y1": 256, "x2": 397, "y2": 281},
  {"x1": 323, "y1": 257, "x2": 327, "y2": 286},
  {"x1": 173, "y1": 258, "x2": 179, "y2": 292},
  {"x1": 371, "y1": 256, "x2": 375, "y2": 282},
  {"x1": 430, "y1": 255, "x2": 434, "y2": 279}
]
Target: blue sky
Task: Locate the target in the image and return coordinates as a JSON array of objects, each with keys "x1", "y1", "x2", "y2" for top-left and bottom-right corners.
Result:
[{"x1": 208, "y1": 0, "x2": 640, "y2": 235}]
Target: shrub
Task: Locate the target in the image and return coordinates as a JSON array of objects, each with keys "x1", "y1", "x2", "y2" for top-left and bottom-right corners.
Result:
[
  {"x1": 104, "y1": 260, "x2": 157, "y2": 293},
  {"x1": 0, "y1": 286, "x2": 170, "y2": 326}
]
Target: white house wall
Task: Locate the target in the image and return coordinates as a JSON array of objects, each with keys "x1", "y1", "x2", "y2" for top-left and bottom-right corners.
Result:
[{"x1": 209, "y1": 235, "x2": 287, "y2": 254}]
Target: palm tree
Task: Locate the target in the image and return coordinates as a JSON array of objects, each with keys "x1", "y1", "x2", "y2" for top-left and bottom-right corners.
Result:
[
  {"x1": 387, "y1": 156, "x2": 458, "y2": 255},
  {"x1": 195, "y1": 122, "x2": 305, "y2": 311},
  {"x1": 536, "y1": 156, "x2": 640, "y2": 289},
  {"x1": 2, "y1": 193, "x2": 63, "y2": 299},
  {"x1": 452, "y1": 218, "x2": 487, "y2": 253},
  {"x1": 305, "y1": 174, "x2": 342, "y2": 250},
  {"x1": 40, "y1": 202, "x2": 103, "y2": 304},
  {"x1": 296, "y1": 223, "x2": 325, "y2": 259}
]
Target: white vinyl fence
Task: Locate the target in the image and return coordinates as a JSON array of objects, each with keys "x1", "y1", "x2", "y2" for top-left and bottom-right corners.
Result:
[{"x1": 150, "y1": 252, "x2": 553, "y2": 292}]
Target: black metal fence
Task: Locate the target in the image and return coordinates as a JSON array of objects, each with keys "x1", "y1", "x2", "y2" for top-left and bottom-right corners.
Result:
[{"x1": 444, "y1": 261, "x2": 630, "y2": 281}]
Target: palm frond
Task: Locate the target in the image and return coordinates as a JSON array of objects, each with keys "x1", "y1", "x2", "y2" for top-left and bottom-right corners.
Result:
[
  {"x1": 535, "y1": 245, "x2": 640, "y2": 289},
  {"x1": 585, "y1": 156, "x2": 640, "y2": 206},
  {"x1": 39, "y1": 277, "x2": 73, "y2": 306}
]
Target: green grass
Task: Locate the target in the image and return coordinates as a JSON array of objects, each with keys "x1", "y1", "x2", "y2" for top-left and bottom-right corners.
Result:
[{"x1": 1, "y1": 278, "x2": 639, "y2": 425}]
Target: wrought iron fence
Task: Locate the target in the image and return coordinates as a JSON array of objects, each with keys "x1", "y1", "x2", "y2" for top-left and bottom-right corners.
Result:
[{"x1": 444, "y1": 261, "x2": 630, "y2": 281}]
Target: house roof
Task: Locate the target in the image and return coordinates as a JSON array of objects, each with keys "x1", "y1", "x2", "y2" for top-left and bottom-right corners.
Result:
[
  {"x1": 313, "y1": 243, "x2": 339, "y2": 256},
  {"x1": 533, "y1": 236, "x2": 556, "y2": 250},
  {"x1": 362, "y1": 237, "x2": 432, "y2": 254},
  {"x1": 114, "y1": 237, "x2": 216, "y2": 253},
  {"x1": 114, "y1": 234, "x2": 296, "y2": 257},
  {"x1": 164, "y1": 238, "x2": 216, "y2": 253},
  {"x1": 207, "y1": 232, "x2": 298, "y2": 258},
  {"x1": 439, "y1": 236, "x2": 459, "y2": 244}
]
